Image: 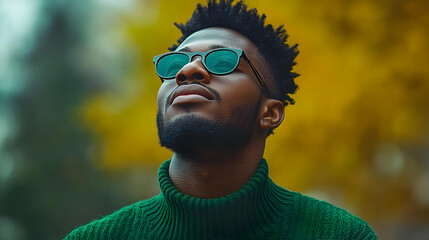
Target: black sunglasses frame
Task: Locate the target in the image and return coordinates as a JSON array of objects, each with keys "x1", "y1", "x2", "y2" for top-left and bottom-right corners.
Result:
[{"x1": 153, "y1": 48, "x2": 270, "y2": 95}]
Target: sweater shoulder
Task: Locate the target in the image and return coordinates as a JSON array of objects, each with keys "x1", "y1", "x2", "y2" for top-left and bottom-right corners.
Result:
[
  {"x1": 63, "y1": 196, "x2": 159, "y2": 240},
  {"x1": 294, "y1": 193, "x2": 378, "y2": 240}
]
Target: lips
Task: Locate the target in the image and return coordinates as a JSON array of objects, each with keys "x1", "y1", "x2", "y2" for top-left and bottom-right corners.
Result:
[{"x1": 170, "y1": 84, "x2": 216, "y2": 105}]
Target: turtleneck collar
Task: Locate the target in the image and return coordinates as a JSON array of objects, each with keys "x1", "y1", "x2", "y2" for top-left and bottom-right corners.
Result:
[{"x1": 144, "y1": 159, "x2": 296, "y2": 239}]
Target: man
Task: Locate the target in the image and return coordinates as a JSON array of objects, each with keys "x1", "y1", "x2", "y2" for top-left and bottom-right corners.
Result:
[{"x1": 65, "y1": 0, "x2": 377, "y2": 239}]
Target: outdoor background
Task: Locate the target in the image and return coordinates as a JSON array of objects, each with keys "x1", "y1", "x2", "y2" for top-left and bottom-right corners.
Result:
[{"x1": 1, "y1": 0, "x2": 428, "y2": 239}]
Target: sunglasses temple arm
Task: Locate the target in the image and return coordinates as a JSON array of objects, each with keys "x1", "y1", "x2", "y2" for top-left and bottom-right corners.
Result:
[{"x1": 242, "y1": 55, "x2": 270, "y2": 95}]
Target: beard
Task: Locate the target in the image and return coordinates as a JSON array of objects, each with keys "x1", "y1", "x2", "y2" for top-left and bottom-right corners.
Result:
[{"x1": 156, "y1": 101, "x2": 261, "y2": 154}]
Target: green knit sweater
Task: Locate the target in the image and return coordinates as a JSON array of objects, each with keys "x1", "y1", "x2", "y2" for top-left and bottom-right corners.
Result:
[{"x1": 64, "y1": 159, "x2": 377, "y2": 239}]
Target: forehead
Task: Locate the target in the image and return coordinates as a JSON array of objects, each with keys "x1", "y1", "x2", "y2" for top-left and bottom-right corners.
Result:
[{"x1": 176, "y1": 27, "x2": 257, "y2": 54}]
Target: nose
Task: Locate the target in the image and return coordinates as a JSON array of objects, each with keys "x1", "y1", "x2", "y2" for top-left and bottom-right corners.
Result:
[{"x1": 175, "y1": 57, "x2": 210, "y2": 85}]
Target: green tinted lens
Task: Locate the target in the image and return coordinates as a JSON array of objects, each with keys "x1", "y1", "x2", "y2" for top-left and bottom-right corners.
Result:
[
  {"x1": 205, "y1": 50, "x2": 239, "y2": 74},
  {"x1": 156, "y1": 53, "x2": 189, "y2": 78}
]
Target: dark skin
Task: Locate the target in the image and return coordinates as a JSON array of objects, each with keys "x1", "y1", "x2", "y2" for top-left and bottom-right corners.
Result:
[{"x1": 157, "y1": 28, "x2": 284, "y2": 199}]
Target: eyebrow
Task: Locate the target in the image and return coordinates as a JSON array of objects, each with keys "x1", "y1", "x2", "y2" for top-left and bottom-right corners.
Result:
[{"x1": 176, "y1": 44, "x2": 228, "y2": 52}]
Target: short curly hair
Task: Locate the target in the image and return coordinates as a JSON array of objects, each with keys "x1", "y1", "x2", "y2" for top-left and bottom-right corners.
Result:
[{"x1": 169, "y1": 0, "x2": 299, "y2": 106}]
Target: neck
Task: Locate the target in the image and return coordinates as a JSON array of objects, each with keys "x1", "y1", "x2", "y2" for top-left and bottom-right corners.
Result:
[{"x1": 169, "y1": 138, "x2": 266, "y2": 199}]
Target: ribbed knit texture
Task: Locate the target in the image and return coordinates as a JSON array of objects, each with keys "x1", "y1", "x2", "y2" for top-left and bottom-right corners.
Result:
[{"x1": 64, "y1": 159, "x2": 377, "y2": 239}]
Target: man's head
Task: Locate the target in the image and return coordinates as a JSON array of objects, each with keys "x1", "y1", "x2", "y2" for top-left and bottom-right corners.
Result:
[
  {"x1": 169, "y1": 0, "x2": 299, "y2": 105},
  {"x1": 155, "y1": 0, "x2": 298, "y2": 154}
]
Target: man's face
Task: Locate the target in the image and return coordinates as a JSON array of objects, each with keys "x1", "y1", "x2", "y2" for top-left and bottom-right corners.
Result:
[{"x1": 156, "y1": 27, "x2": 270, "y2": 153}]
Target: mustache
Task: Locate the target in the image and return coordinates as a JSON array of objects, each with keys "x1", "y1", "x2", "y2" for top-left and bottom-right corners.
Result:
[{"x1": 166, "y1": 81, "x2": 221, "y2": 106}]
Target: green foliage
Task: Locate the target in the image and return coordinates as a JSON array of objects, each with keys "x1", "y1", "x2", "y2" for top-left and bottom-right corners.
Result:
[{"x1": 0, "y1": 3, "x2": 138, "y2": 239}]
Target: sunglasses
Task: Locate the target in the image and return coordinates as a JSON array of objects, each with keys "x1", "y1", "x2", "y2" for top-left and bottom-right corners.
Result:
[{"x1": 153, "y1": 48, "x2": 269, "y2": 94}]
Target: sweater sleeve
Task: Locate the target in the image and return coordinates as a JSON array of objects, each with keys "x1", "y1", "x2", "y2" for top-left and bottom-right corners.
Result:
[{"x1": 295, "y1": 194, "x2": 378, "y2": 240}]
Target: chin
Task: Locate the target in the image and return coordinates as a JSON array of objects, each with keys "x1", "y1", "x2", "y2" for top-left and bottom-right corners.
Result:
[{"x1": 157, "y1": 111, "x2": 254, "y2": 153}]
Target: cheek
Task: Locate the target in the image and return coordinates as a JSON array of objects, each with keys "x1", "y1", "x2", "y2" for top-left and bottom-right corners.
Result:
[
  {"x1": 219, "y1": 75, "x2": 262, "y2": 106},
  {"x1": 156, "y1": 84, "x2": 171, "y2": 111}
]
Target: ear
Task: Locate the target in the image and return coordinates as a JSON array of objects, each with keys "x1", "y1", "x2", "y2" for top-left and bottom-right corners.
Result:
[{"x1": 259, "y1": 98, "x2": 284, "y2": 130}]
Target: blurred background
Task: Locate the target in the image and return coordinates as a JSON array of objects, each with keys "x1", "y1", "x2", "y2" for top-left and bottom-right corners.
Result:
[{"x1": 0, "y1": 0, "x2": 428, "y2": 239}]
